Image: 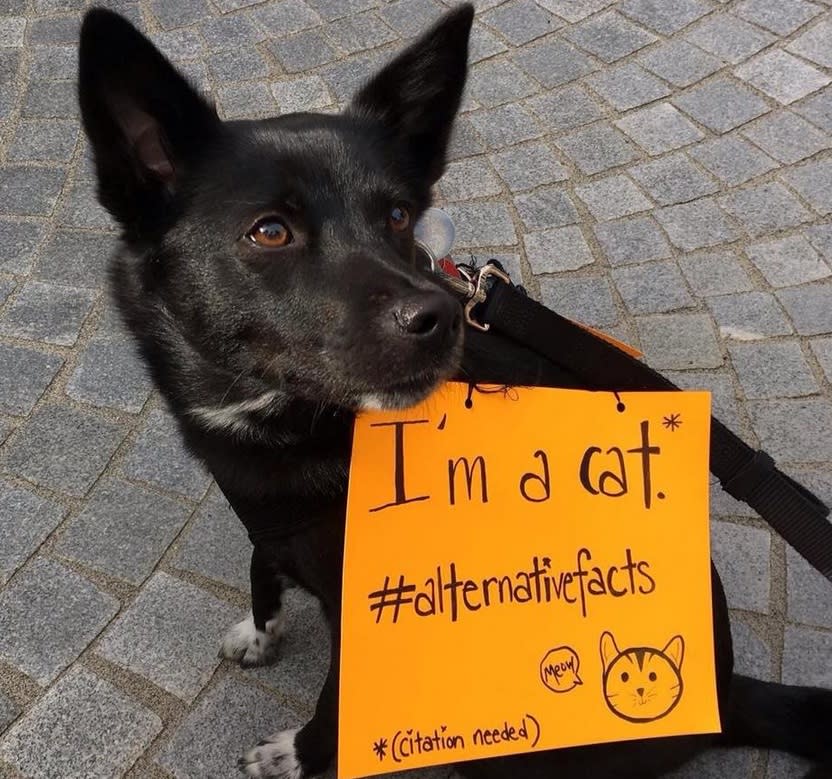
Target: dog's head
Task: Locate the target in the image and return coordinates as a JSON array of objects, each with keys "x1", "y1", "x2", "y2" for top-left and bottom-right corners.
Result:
[{"x1": 78, "y1": 6, "x2": 473, "y2": 414}]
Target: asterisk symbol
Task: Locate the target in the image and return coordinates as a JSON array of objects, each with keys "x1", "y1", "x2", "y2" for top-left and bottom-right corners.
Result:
[
  {"x1": 373, "y1": 738, "x2": 388, "y2": 761},
  {"x1": 662, "y1": 413, "x2": 682, "y2": 432}
]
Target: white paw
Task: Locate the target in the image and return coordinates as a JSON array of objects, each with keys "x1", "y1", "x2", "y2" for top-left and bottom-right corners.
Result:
[
  {"x1": 219, "y1": 611, "x2": 285, "y2": 667},
  {"x1": 239, "y1": 729, "x2": 304, "y2": 778}
]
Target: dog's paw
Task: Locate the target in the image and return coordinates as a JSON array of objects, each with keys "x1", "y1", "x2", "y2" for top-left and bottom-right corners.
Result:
[
  {"x1": 238, "y1": 729, "x2": 306, "y2": 779},
  {"x1": 219, "y1": 611, "x2": 285, "y2": 667}
]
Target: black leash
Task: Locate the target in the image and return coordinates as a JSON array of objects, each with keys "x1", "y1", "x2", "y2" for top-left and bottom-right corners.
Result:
[{"x1": 450, "y1": 263, "x2": 832, "y2": 583}]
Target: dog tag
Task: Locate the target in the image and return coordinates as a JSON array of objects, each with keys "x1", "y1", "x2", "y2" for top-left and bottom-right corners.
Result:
[{"x1": 339, "y1": 384, "x2": 720, "y2": 778}]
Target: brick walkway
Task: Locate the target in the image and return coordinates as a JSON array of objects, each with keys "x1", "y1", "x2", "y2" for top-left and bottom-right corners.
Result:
[{"x1": 0, "y1": 0, "x2": 831, "y2": 777}]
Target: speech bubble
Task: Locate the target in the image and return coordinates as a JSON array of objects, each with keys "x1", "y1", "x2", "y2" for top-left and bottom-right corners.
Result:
[{"x1": 540, "y1": 646, "x2": 583, "y2": 693}]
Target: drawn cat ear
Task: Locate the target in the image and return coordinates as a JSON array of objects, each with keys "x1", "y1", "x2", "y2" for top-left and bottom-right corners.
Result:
[
  {"x1": 662, "y1": 635, "x2": 685, "y2": 669},
  {"x1": 600, "y1": 631, "x2": 619, "y2": 671}
]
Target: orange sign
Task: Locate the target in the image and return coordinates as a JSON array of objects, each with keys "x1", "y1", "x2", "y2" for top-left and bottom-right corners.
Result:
[{"x1": 339, "y1": 384, "x2": 719, "y2": 778}]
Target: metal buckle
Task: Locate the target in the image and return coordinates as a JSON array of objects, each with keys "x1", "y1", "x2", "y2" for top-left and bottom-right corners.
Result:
[{"x1": 463, "y1": 264, "x2": 511, "y2": 332}]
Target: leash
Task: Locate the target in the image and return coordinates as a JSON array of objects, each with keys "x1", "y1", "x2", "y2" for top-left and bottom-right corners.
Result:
[{"x1": 443, "y1": 260, "x2": 832, "y2": 584}]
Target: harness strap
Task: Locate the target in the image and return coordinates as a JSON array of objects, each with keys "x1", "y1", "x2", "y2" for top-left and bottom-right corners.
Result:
[{"x1": 476, "y1": 276, "x2": 832, "y2": 583}]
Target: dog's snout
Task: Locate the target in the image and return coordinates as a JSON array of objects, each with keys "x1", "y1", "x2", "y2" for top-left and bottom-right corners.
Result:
[{"x1": 391, "y1": 292, "x2": 460, "y2": 341}]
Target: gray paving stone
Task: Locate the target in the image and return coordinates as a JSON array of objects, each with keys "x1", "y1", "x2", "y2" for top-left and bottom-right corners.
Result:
[
  {"x1": 741, "y1": 111, "x2": 830, "y2": 164},
  {"x1": 0, "y1": 343, "x2": 63, "y2": 415},
  {"x1": 782, "y1": 624, "x2": 832, "y2": 688},
  {"x1": 807, "y1": 223, "x2": 832, "y2": 263},
  {"x1": 513, "y1": 38, "x2": 597, "y2": 89},
  {"x1": 749, "y1": 397, "x2": 832, "y2": 462},
  {"x1": 689, "y1": 136, "x2": 778, "y2": 187},
  {"x1": 4, "y1": 404, "x2": 126, "y2": 497},
  {"x1": 588, "y1": 62, "x2": 671, "y2": 112},
  {"x1": 443, "y1": 202, "x2": 517, "y2": 248},
  {"x1": 149, "y1": 29, "x2": 205, "y2": 62},
  {"x1": 664, "y1": 371, "x2": 742, "y2": 438},
  {"x1": 679, "y1": 251, "x2": 753, "y2": 297},
  {"x1": 447, "y1": 115, "x2": 487, "y2": 161},
  {"x1": 786, "y1": 18, "x2": 832, "y2": 68},
  {"x1": 811, "y1": 336, "x2": 832, "y2": 382},
  {"x1": 172, "y1": 489, "x2": 251, "y2": 591},
  {"x1": 524, "y1": 225, "x2": 594, "y2": 273},
  {"x1": 27, "y1": 45, "x2": 77, "y2": 80},
  {"x1": 735, "y1": 0, "x2": 822, "y2": 34},
  {"x1": 22, "y1": 79, "x2": 79, "y2": 118},
  {"x1": 208, "y1": 47, "x2": 271, "y2": 82},
  {"x1": 7, "y1": 119, "x2": 78, "y2": 163},
  {"x1": 150, "y1": 0, "x2": 211, "y2": 29},
  {"x1": 467, "y1": 58, "x2": 539, "y2": 108},
  {"x1": 629, "y1": 152, "x2": 718, "y2": 206},
  {"x1": 468, "y1": 22, "x2": 509, "y2": 63},
  {"x1": 217, "y1": 82, "x2": 278, "y2": 120},
  {"x1": 593, "y1": 215, "x2": 671, "y2": 265},
  {"x1": 778, "y1": 280, "x2": 832, "y2": 336},
  {"x1": 720, "y1": 182, "x2": 813, "y2": 238},
  {"x1": 0, "y1": 280, "x2": 94, "y2": 346},
  {"x1": 272, "y1": 75, "x2": 333, "y2": 113},
  {"x1": 707, "y1": 291, "x2": 793, "y2": 341},
  {"x1": 121, "y1": 408, "x2": 212, "y2": 500},
  {"x1": 618, "y1": 0, "x2": 710, "y2": 34},
  {"x1": 767, "y1": 752, "x2": 813, "y2": 779},
  {"x1": 0, "y1": 16, "x2": 24, "y2": 47},
  {"x1": 55, "y1": 477, "x2": 191, "y2": 585},
  {"x1": 673, "y1": 78, "x2": 769, "y2": 134},
  {"x1": 0, "y1": 691, "x2": 19, "y2": 734},
  {"x1": 575, "y1": 174, "x2": 652, "y2": 220},
  {"x1": 638, "y1": 39, "x2": 721, "y2": 88},
  {"x1": 215, "y1": 0, "x2": 266, "y2": 9},
  {"x1": 654, "y1": 197, "x2": 739, "y2": 251},
  {"x1": 0, "y1": 220, "x2": 46, "y2": 275},
  {"x1": 666, "y1": 747, "x2": 759, "y2": 779},
  {"x1": 270, "y1": 31, "x2": 338, "y2": 73},
  {"x1": 635, "y1": 312, "x2": 723, "y2": 369},
  {"x1": 201, "y1": 15, "x2": 266, "y2": 51},
  {"x1": 0, "y1": 557, "x2": 118, "y2": 683},
  {"x1": 306, "y1": 0, "x2": 378, "y2": 22},
  {"x1": 29, "y1": 16, "x2": 80, "y2": 45},
  {"x1": 683, "y1": 13, "x2": 775, "y2": 64},
  {"x1": 783, "y1": 158, "x2": 832, "y2": 216},
  {"x1": 255, "y1": 0, "x2": 322, "y2": 36},
  {"x1": 535, "y1": 0, "x2": 612, "y2": 22},
  {"x1": 438, "y1": 157, "x2": 502, "y2": 201},
  {"x1": 97, "y1": 571, "x2": 240, "y2": 702},
  {"x1": 467, "y1": 103, "x2": 541, "y2": 149},
  {"x1": 538, "y1": 275, "x2": 618, "y2": 328},
  {"x1": 794, "y1": 85, "x2": 832, "y2": 132},
  {"x1": 0, "y1": 481, "x2": 65, "y2": 585},
  {"x1": 156, "y1": 676, "x2": 297, "y2": 778},
  {"x1": 710, "y1": 520, "x2": 771, "y2": 613},
  {"x1": 35, "y1": 228, "x2": 116, "y2": 289},
  {"x1": 746, "y1": 234, "x2": 831, "y2": 288},
  {"x1": 489, "y1": 141, "x2": 568, "y2": 192},
  {"x1": 0, "y1": 166, "x2": 66, "y2": 217},
  {"x1": 57, "y1": 178, "x2": 114, "y2": 230},
  {"x1": 377, "y1": 0, "x2": 441, "y2": 37},
  {"x1": 615, "y1": 103, "x2": 704, "y2": 156},
  {"x1": 564, "y1": 10, "x2": 657, "y2": 63},
  {"x1": 514, "y1": 185, "x2": 580, "y2": 231},
  {"x1": 482, "y1": 0, "x2": 558, "y2": 45},
  {"x1": 526, "y1": 85, "x2": 604, "y2": 132},
  {"x1": 324, "y1": 11, "x2": 396, "y2": 53},
  {"x1": 0, "y1": 667, "x2": 161, "y2": 779},
  {"x1": 611, "y1": 260, "x2": 694, "y2": 315},
  {"x1": 555, "y1": 122, "x2": 639, "y2": 175},
  {"x1": 729, "y1": 340, "x2": 818, "y2": 399},
  {"x1": 730, "y1": 619, "x2": 773, "y2": 680},
  {"x1": 0, "y1": 278, "x2": 15, "y2": 306},
  {"x1": 320, "y1": 50, "x2": 387, "y2": 101},
  {"x1": 735, "y1": 50, "x2": 830, "y2": 106},
  {"x1": 787, "y1": 542, "x2": 832, "y2": 628}
]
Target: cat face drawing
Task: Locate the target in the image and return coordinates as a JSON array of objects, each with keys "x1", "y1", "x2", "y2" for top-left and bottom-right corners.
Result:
[{"x1": 600, "y1": 631, "x2": 684, "y2": 723}]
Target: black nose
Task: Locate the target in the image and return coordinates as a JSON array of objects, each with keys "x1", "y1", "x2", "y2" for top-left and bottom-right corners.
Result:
[
  {"x1": 393, "y1": 291, "x2": 460, "y2": 340},
  {"x1": 636, "y1": 687, "x2": 645, "y2": 697}
]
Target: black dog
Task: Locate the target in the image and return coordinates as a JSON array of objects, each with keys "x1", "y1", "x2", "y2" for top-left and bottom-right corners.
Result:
[{"x1": 78, "y1": 7, "x2": 831, "y2": 778}]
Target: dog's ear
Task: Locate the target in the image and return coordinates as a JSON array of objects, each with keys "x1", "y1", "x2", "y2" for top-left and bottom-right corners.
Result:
[
  {"x1": 78, "y1": 9, "x2": 221, "y2": 235},
  {"x1": 348, "y1": 4, "x2": 474, "y2": 185}
]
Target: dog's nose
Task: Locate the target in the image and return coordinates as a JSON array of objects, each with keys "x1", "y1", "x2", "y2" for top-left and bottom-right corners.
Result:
[
  {"x1": 636, "y1": 687, "x2": 645, "y2": 697},
  {"x1": 392, "y1": 292, "x2": 460, "y2": 340}
]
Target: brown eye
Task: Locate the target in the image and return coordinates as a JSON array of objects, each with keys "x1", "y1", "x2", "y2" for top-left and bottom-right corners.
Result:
[
  {"x1": 389, "y1": 204, "x2": 411, "y2": 232},
  {"x1": 247, "y1": 217, "x2": 292, "y2": 248}
]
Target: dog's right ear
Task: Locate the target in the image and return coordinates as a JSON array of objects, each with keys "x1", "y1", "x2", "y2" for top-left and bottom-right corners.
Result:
[{"x1": 78, "y1": 9, "x2": 221, "y2": 236}]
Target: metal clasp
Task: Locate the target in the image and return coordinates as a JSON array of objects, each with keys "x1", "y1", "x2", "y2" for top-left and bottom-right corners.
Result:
[{"x1": 463, "y1": 264, "x2": 511, "y2": 332}]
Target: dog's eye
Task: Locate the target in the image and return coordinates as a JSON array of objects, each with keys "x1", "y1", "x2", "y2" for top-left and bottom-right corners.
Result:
[
  {"x1": 389, "y1": 205, "x2": 411, "y2": 232},
  {"x1": 247, "y1": 217, "x2": 293, "y2": 248}
]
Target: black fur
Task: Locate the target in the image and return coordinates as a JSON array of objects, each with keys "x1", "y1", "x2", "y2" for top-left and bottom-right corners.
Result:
[{"x1": 78, "y1": 7, "x2": 832, "y2": 778}]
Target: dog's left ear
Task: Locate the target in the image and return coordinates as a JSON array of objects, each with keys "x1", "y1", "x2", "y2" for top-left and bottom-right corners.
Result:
[{"x1": 348, "y1": 4, "x2": 474, "y2": 185}]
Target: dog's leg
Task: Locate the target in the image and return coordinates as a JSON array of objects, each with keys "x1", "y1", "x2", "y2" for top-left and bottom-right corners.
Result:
[
  {"x1": 239, "y1": 628, "x2": 338, "y2": 778},
  {"x1": 221, "y1": 545, "x2": 285, "y2": 666}
]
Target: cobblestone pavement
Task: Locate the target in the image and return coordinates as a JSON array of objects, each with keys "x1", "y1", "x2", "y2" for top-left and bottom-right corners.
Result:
[{"x1": 0, "y1": 0, "x2": 831, "y2": 777}]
